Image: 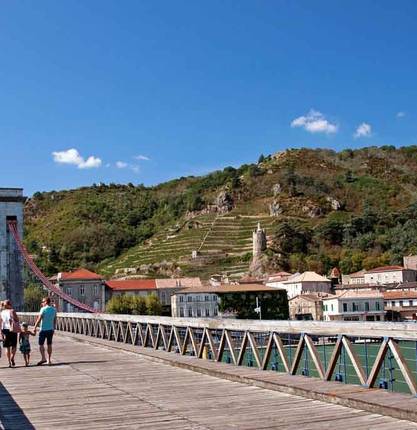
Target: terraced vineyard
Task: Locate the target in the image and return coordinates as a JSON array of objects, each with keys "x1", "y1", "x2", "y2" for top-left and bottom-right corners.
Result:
[{"x1": 100, "y1": 211, "x2": 277, "y2": 279}]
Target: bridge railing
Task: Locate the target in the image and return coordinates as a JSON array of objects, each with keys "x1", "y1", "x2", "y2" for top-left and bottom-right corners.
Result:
[{"x1": 19, "y1": 312, "x2": 417, "y2": 396}]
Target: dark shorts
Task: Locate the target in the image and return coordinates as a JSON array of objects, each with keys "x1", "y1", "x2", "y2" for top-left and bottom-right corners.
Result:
[
  {"x1": 2, "y1": 329, "x2": 18, "y2": 348},
  {"x1": 39, "y1": 330, "x2": 54, "y2": 346}
]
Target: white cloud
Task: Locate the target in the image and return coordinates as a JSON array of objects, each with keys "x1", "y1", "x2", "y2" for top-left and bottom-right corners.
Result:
[
  {"x1": 354, "y1": 122, "x2": 372, "y2": 138},
  {"x1": 397, "y1": 111, "x2": 406, "y2": 118},
  {"x1": 134, "y1": 154, "x2": 150, "y2": 161},
  {"x1": 52, "y1": 148, "x2": 102, "y2": 169},
  {"x1": 291, "y1": 109, "x2": 338, "y2": 134},
  {"x1": 115, "y1": 161, "x2": 140, "y2": 173}
]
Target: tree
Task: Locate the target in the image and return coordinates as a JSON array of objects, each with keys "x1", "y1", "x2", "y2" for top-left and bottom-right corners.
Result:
[
  {"x1": 24, "y1": 284, "x2": 46, "y2": 312},
  {"x1": 106, "y1": 295, "x2": 132, "y2": 314},
  {"x1": 258, "y1": 154, "x2": 265, "y2": 164},
  {"x1": 271, "y1": 221, "x2": 311, "y2": 255},
  {"x1": 146, "y1": 294, "x2": 162, "y2": 315},
  {"x1": 131, "y1": 296, "x2": 147, "y2": 315},
  {"x1": 106, "y1": 294, "x2": 163, "y2": 315},
  {"x1": 316, "y1": 219, "x2": 345, "y2": 246}
]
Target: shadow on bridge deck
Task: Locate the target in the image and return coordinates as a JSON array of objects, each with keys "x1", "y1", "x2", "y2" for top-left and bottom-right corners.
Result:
[{"x1": 0, "y1": 382, "x2": 35, "y2": 430}]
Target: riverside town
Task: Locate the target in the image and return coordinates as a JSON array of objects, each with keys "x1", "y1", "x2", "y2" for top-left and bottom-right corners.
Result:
[{"x1": 2, "y1": 1, "x2": 417, "y2": 429}]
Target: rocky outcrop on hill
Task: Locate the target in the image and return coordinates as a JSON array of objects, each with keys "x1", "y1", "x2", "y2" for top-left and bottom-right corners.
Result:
[
  {"x1": 214, "y1": 190, "x2": 234, "y2": 213},
  {"x1": 326, "y1": 196, "x2": 341, "y2": 211},
  {"x1": 272, "y1": 183, "x2": 282, "y2": 196},
  {"x1": 269, "y1": 200, "x2": 283, "y2": 217}
]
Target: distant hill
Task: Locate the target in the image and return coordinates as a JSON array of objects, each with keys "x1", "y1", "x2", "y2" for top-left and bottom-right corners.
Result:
[{"x1": 24, "y1": 146, "x2": 417, "y2": 279}]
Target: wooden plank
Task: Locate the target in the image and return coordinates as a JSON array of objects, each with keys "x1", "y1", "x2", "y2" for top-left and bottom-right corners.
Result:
[
  {"x1": 366, "y1": 338, "x2": 389, "y2": 388},
  {"x1": 247, "y1": 332, "x2": 262, "y2": 369},
  {"x1": 325, "y1": 336, "x2": 343, "y2": 381},
  {"x1": 388, "y1": 339, "x2": 417, "y2": 395},
  {"x1": 205, "y1": 328, "x2": 218, "y2": 361},
  {"x1": 237, "y1": 332, "x2": 249, "y2": 366},
  {"x1": 273, "y1": 333, "x2": 290, "y2": 373},
  {"x1": 304, "y1": 334, "x2": 325, "y2": 379},
  {"x1": 342, "y1": 337, "x2": 367, "y2": 386},
  {"x1": 261, "y1": 333, "x2": 274, "y2": 370},
  {"x1": 224, "y1": 330, "x2": 238, "y2": 365},
  {"x1": 290, "y1": 335, "x2": 305, "y2": 375}
]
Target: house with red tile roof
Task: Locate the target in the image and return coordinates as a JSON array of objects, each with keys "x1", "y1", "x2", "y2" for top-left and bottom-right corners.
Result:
[
  {"x1": 106, "y1": 278, "x2": 202, "y2": 315},
  {"x1": 105, "y1": 279, "x2": 157, "y2": 296},
  {"x1": 52, "y1": 268, "x2": 105, "y2": 312}
]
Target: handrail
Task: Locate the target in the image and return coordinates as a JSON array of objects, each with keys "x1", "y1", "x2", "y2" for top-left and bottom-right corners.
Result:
[{"x1": 18, "y1": 312, "x2": 417, "y2": 340}]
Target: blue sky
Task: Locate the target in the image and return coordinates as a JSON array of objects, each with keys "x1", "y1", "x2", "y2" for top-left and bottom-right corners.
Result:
[{"x1": 1, "y1": 1, "x2": 416, "y2": 195}]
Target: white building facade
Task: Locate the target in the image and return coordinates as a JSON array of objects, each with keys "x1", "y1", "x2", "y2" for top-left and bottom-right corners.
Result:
[
  {"x1": 364, "y1": 266, "x2": 417, "y2": 285},
  {"x1": 280, "y1": 271, "x2": 332, "y2": 300},
  {"x1": 171, "y1": 291, "x2": 219, "y2": 318},
  {"x1": 323, "y1": 291, "x2": 385, "y2": 321}
]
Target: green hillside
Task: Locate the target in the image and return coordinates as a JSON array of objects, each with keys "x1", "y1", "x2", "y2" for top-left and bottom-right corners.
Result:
[{"x1": 24, "y1": 146, "x2": 417, "y2": 279}]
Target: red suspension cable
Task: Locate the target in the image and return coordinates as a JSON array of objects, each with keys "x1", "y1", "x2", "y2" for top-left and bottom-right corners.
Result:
[{"x1": 8, "y1": 221, "x2": 98, "y2": 313}]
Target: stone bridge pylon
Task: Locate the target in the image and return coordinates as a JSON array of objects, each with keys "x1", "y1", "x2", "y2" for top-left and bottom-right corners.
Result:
[{"x1": 0, "y1": 188, "x2": 25, "y2": 310}]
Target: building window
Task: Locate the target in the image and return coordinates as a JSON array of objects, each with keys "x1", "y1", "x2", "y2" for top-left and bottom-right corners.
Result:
[
  {"x1": 205, "y1": 295, "x2": 209, "y2": 302},
  {"x1": 187, "y1": 296, "x2": 192, "y2": 302},
  {"x1": 213, "y1": 296, "x2": 217, "y2": 301},
  {"x1": 376, "y1": 301, "x2": 380, "y2": 311},
  {"x1": 213, "y1": 308, "x2": 218, "y2": 316},
  {"x1": 331, "y1": 304, "x2": 334, "y2": 311},
  {"x1": 161, "y1": 292, "x2": 166, "y2": 302},
  {"x1": 80, "y1": 286, "x2": 85, "y2": 296},
  {"x1": 188, "y1": 308, "x2": 193, "y2": 317},
  {"x1": 94, "y1": 285, "x2": 99, "y2": 296},
  {"x1": 352, "y1": 302, "x2": 358, "y2": 312},
  {"x1": 66, "y1": 287, "x2": 72, "y2": 296},
  {"x1": 365, "y1": 302, "x2": 370, "y2": 312},
  {"x1": 343, "y1": 303, "x2": 348, "y2": 312},
  {"x1": 179, "y1": 295, "x2": 184, "y2": 303},
  {"x1": 409, "y1": 300, "x2": 413, "y2": 307},
  {"x1": 197, "y1": 309, "x2": 202, "y2": 317},
  {"x1": 399, "y1": 300, "x2": 404, "y2": 307},
  {"x1": 391, "y1": 301, "x2": 395, "y2": 307},
  {"x1": 205, "y1": 308, "x2": 210, "y2": 317},
  {"x1": 179, "y1": 308, "x2": 184, "y2": 317}
]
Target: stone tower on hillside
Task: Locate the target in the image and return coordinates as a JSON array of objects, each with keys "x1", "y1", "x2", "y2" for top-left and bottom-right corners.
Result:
[
  {"x1": 252, "y1": 222, "x2": 267, "y2": 257},
  {"x1": 0, "y1": 188, "x2": 25, "y2": 310}
]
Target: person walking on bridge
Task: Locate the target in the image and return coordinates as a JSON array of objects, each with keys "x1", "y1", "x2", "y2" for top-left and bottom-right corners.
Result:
[
  {"x1": 33, "y1": 297, "x2": 57, "y2": 366},
  {"x1": 0, "y1": 300, "x2": 20, "y2": 367}
]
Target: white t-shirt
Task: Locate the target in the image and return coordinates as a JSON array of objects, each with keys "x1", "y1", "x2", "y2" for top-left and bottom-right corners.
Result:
[{"x1": 1, "y1": 309, "x2": 12, "y2": 330}]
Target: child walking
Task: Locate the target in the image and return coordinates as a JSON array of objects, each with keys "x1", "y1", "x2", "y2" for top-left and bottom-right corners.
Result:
[{"x1": 19, "y1": 322, "x2": 36, "y2": 366}]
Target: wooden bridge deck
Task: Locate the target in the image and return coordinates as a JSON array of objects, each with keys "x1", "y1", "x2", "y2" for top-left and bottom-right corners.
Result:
[{"x1": 1, "y1": 333, "x2": 417, "y2": 430}]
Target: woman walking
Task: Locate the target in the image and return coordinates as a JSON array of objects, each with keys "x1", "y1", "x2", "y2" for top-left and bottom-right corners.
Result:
[{"x1": 1, "y1": 300, "x2": 20, "y2": 367}]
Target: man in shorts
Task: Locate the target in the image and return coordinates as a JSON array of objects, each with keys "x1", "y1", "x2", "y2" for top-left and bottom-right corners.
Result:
[{"x1": 34, "y1": 297, "x2": 57, "y2": 365}]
